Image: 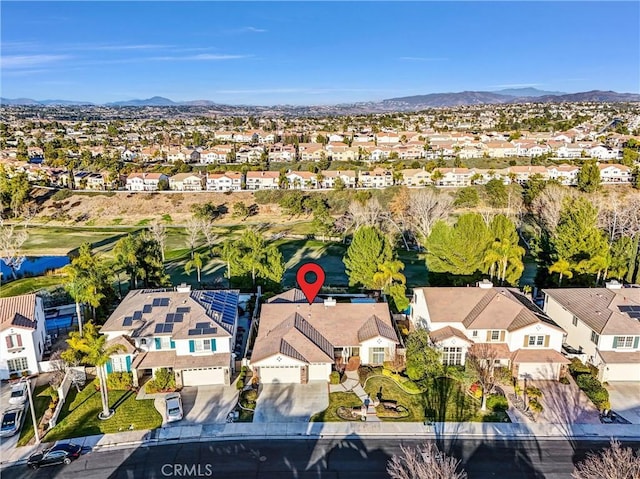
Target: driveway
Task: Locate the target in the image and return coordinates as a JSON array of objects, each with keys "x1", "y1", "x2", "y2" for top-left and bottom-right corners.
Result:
[
  {"x1": 606, "y1": 382, "x2": 640, "y2": 424},
  {"x1": 0, "y1": 382, "x2": 22, "y2": 453},
  {"x1": 253, "y1": 382, "x2": 328, "y2": 423},
  {"x1": 529, "y1": 380, "x2": 601, "y2": 424},
  {"x1": 158, "y1": 385, "x2": 238, "y2": 426}
]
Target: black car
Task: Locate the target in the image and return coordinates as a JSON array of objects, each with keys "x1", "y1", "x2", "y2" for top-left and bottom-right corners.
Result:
[{"x1": 26, "y1": 443, "x2": 82, "y2": 469}]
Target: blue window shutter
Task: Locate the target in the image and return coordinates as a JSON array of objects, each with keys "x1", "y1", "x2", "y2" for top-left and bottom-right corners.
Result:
[
  {"x1": 189, "y1": 340, "x2": 195, "y2": 353},
  {"x1": 211, "y1": 339, "x2": 217, "y2": 352},
  {"x1": 613, "y1": 337, "x2": 618, "y2": 349},
  {"x1": 125, "y1": 355, "x2": 132, "y2": 372},
  {"x1": 170, "y1": 340, "x2": 176, "y2": 349},
  {"x1": 634, "y1": 337, "x2": 639, "y2": 349},
  {"x1": 155, "y1": 338, "x2": 161, "y2": 350},
  {"x1": 106, "y1": 360, "x2": 113, "y2": 374}
]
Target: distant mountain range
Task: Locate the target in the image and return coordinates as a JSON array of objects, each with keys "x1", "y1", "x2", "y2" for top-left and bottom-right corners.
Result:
[{"x1": 1, "y1": 88, "x2": 639, "y2": 111}]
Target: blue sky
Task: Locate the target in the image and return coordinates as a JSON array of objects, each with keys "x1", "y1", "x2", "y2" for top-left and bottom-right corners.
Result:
[{"x1": 2, "y1": 2, "x2": 639, "y2": 105}]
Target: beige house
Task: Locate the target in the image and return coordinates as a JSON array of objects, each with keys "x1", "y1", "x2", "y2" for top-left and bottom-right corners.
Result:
[
  {"x1": 250, "y1": 289, "x2": 400, "y2": 384},
  {"x1": 169, "y1": 173, "x2": 204, "y2": 191},
  {"x1": 246, "y1": 171, "x2": 279, "y2": 190}
]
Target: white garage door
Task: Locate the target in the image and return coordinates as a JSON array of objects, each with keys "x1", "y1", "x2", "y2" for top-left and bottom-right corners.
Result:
[
  {"x1": 259, "y1": 366, "x2": 301, "y2": 384},
  {"x1": 517, "y1": 362, "x2": 559, "y2": 380},
  {"x1": 182, "y1": 367, "x2": 225, "y2": 386},
  {"x1": 603, "y1": 364, "x2": 640, "y2": 382}
]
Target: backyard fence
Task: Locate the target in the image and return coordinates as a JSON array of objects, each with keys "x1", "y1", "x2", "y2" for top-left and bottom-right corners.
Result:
[{"x1": 48, "y1": 366, "x2": 85, "y2": 430}]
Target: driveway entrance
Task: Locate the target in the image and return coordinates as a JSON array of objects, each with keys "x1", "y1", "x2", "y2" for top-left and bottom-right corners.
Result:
[
  {"x1": 529, "y1": 380, "x2": 600, "y2": 424},
  {"x1": 606, "y1": 382, "x2": 640, "y2": 424},
  {"x1": 253, "y1": 382, "x2": 328, "y2": 423}
]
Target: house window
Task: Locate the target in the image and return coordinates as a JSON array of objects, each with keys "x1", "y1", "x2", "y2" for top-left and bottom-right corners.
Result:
[
  {"x1": 591, "y1": 331, "x2": 599, "y2": 344},
  {"x1": 371, "y1": 347, "x2": 385, "y2": 364},
  {"x1": 5, "y1": 334, "x2": 23, "y2": 350},
  {"x1": 615, "y1": 336, "x2": 634, "y2": 349},
  {"x1": 195, "y1": 339, "x2": 212, "y2": 352},
  {"x1": 472, "y1": 331, "x2": 478, "y2": 338},
  {"x1": 572, "y1": 316, "x2": 578, "y2": 327},
  {"x1": 442, "y1": 347, "x2": 463, "y2": 366},
  {"x1": 491, "y1": 331, "x2": 500, "y2": 341},
  {"x1": 7, "y1": 357, "x2": 28, "y2": 372}
]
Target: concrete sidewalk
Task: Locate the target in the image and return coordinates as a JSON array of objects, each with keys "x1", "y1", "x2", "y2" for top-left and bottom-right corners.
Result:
[{"x1": 2, "y1": 421, "x2": 640, "y2": 468}]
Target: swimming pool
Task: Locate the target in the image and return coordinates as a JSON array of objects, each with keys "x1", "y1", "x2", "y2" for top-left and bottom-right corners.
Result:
[{"x1": 45, "y1": 315, "x2": 74, "y2": 331}]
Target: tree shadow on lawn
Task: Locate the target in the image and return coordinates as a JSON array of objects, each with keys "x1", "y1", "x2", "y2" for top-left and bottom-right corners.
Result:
[{"x1": 423, "y1": 377, "x2": 476, "y2": 423}]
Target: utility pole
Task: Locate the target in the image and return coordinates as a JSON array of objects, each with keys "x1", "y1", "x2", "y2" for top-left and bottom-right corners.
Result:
[{"x1": 26, "y1": 378, "x2": 40, "y2": 444}]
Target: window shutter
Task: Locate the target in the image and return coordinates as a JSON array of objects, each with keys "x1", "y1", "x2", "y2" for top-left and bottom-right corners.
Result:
[
  {"x1": 125, "y1": 355, "x2": 132, "y2": 372},
  {"x1": 106, "y1": 360, "x2": 113, "y2": 374},
  {"x1": 211, "y1": 339, "x2": 217, "y2": 352},
  {"x1": 613, "y1": 337, "x2": 618, "y2": 349},
  {"x1": 544, "y1": 335, "x2": 549, "y2": 348},
  {"x1": 170, "y1": 340, "x2": 176, "y2": 349},
  {"x1": 499, "y1": 331, "x2": 505, "y2": 342},
  {"x1": 486, "y1": 331, "x2": 491, "y2": 342},
  {"x1": 5, "y1": 336, "x2": 12, "y2": 349},
  {"x1": 189, "y1": 340, "x2": 195, "y2": 353},
  {"x1": 155, "y1": 338, "x2": 161, "y2": 350},
  {"x1": 633, "y1": 337, "x2": 639, "y2": 349},
  {"x1": 523, "y1": 335, "x2": 529, "y2": 348},
  {"x1": 16, "y1": 335, "x2": 22, "y2": 347}
]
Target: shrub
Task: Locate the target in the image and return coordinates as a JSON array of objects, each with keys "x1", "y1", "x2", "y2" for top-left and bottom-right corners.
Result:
[
  {"x1": 243, "y1": 389, "x2": 258, "y2": 403},
  {"x1": 528, "y1": 398, "x2": 544, "y2": 413},
  {"x1": 329, "y1": 371, "x2": 341, "y2": 385},
  {"x1": 494, "y1": 366, "x2": 513, "y2": 385},
  {"x1": 51, "y1": 189, "x2": 73, "y2": 201},
  {"x1": 526, "y1": 386, "x2": 542, "y2": 399},
  {"x1": 576, "y1": 374, "x2": 601, "y2": 392},
  {"x1": 514, "y1": 385, "x2": 522, "y2": 396},
  {"x1": 107, "y1": 372, "x2": 133, "y2": 390},
  {"x1": 576, "y1": 373, "x2": 610, "y2": 410},
  {"x1": 236, "y1": 379, "x2": 244, "y2": 390},
  {"x1": 559, "y1": 376, "x2": 570, "y2": 385},
  {"x1": 569, "y1": 358, "x2": 591, "y2": 376},
  {"x1": 487, "y1": 394, "x2": 509, "y2": 412},
  {"x1": 145, "y1": 368, "x2": 176, "y2": 393}
]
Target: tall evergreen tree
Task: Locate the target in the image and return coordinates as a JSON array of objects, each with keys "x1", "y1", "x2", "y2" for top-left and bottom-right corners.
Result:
[
  {"x1": 484, "y1": 215, "x2": 525, "y2": 285},
  {"x1": 343, "y1": 226, "x2": 393, "y2": 288},
  {"x1": 576, "y1": 160, "x2": 601, "y2": 193}
]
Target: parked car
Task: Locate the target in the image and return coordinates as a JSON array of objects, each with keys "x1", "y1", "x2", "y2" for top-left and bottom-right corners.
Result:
[
  {"x1": 0, "y1": 407, "x2": 25, "y2": 437},
  {"x1": 8, "y1": 380, "x2": 28, "y2": 406},
  {"x1": 26, "y1": 443, "x2": 82, "y2": 469},
  {"x1": 165, "y1": 393, "x2": 183, "y2": 422}
]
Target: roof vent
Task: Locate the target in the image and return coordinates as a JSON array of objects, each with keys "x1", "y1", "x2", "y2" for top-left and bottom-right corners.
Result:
[
  {"x1": 478, "y1": 279, "x2": 494, "y2": 289},
  {"x1": 324, "y1": 297, "x2": 337, "y2": 307},
  {"x1": 605, "y1": 280, "x2": 622, "y2": 290},
  {"x1": 176, "y1": 283, "x2": 191, "y2": 293}
]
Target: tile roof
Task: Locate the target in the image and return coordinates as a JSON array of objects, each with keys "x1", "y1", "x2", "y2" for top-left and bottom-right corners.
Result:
[
  {"x1": 543, "y1": 288, "x2": 640, "y2": 335},
  {"x1": 132, "y1": 350, "x2": 231, "y2": 369},
  {"x1": 597, "y1": 350, "x2": 640, "y2": 364},
  {"x1": 267, "y1": 288, "x2": 322, "y2": 304},
  {"x1": 0, "y1": 294, "x2": 38, "y2": 332},
  {"x1": 510, "y1": 348, "x2": 570, "y2": 364},
  {"x1": 357, "y1": 315, "x2": 398, "y2": 343},
  {"x1": 429, "y1": 326, "x2": 472, "y2": 344},
  {"x1": 105, "y1": 335, "x2": 137, "y2": 355}
]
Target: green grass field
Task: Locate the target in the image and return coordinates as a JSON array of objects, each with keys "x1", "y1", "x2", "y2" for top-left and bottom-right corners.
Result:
[
  {"x1": 310, "y1": 392, "x2": 363, "y2": 422},
  {"x1": 0, "y1": 276, "x2": 66, "y2": 298},
  {"x1": 17, "y1": 384, "x2": 55, "y2": 446}
]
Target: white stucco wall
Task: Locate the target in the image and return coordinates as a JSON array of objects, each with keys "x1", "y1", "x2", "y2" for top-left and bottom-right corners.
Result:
[
  {"x1": 508, "y1": 323, "x2": 564, "y2": 352},
  {"x1": 360, "y1": 337, "x2": 397, "y2": 365},
  {"x1": 544, "y1": 295, "x2": 598, "y2": 360},
  {"x1": 309, "y1": 363, "x2": 332, "y2": 381}
]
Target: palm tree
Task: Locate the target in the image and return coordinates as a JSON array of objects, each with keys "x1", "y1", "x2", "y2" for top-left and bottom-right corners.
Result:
[
  {"x1": 484, "y1": 239, "x2": 525, "y2": 285},
  {"x1": 372, "y1": 260, "x2": 406, "y2": 292},
  {"x1": 184, "y1": 251, "x2": 208, "y2": 285},
  {"x1": 65, "y1": 323, "x2": 124, "y2": 419},
  {"x1": 217, "y1": 240, "x2": 239, "y2": 287},
  {"x1": 549, "y1": 258, "x2": 573, "y2": 286}
]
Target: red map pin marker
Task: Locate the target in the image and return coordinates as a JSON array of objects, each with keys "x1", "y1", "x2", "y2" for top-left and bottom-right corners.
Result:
[{"x1": 296, "y1": 263, "x2": 325, "y2": 304}]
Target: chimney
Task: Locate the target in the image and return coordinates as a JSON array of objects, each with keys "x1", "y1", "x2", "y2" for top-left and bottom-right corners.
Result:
[
  {"x1": 605, "y1": 280, "x2": 622, "y2": 290},
  {"x1": 478, "y1": 279, "x2": 493, "y2": 289},
  {"x1": 176, "y1": 283, "x2": 191, "y2": 293},
  {"x1": 324, "y1": 297, "x2": 337, "y2": 307}
]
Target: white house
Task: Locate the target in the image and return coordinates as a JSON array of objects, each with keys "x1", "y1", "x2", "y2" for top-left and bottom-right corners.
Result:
[
  {"x1": 125, "y1": 173, "x2": 169, "y2": 191},
  {"x1": 411, "y1": 282, "x2": 569, "y2": 380},
  {"x1": 0, "y1": 294, "x2": 47, "y2": 380},
  {"x1": 542, "y1": 283, "x2": 640, "y2": 382},
  {"x1": 250, "y1": 289, "x2": 400, "y2": 384},
  {"x1": 100, "y1": 286, "x2": 240, "y2": 387},
  {"x1": 206, "y1": 172, "x2": 242, "y2": 191},
  {"x1": 598, "y1": 164, "x2": 633, "y2": 184},
  {"x1": 547, "y1": 165, "x2": 579, "y2": 186},
  {"x1": 169, "y1": 173, "x2": 204, "y2": 191},
  {"x1": 246, "y1": 171, "x2": 279, "y2": 190}
]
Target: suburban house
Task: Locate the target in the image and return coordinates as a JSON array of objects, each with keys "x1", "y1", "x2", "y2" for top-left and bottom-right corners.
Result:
[
  {"x1": 547, "y1": 165, "x2": 579, "y2": 185},
  {"x1": 542, "y1": 283, "x2": 640, "y2": 382},
  {"x1": 410, "y1": 282, "x2": 569, "y2": 380},
  {"x1": 169, "y1": 173, "x2": 204, "y2": 191},
  {"x1": 125, "y1": 173, "x2": 169, "y2": 191},
  {"x1": 358, "y1": 168, "x2": 393, "y2": 188},
  {"x1": 246, "y1": 171, "x2": 279, "y2": 190},
  {"x1": 206, "y1": 172, "x2": 242, "y2": 191},
  {"x1": 0, "y1": 294, "x2": 47, "y2": 380},
  {"x1": 286, "y1": 171, "x2": 317, "y2": 189},
  {"x1": 598, "y1": 164, "x2": 633, "y2": 184},
  {"x1": 100, "y1": 285, "x2": 240, "y2": 387},
  {"x1": 401, "y1": 168, "x2": 432, "y2": 186},
  {"x1": 320, "y1": 170, "x2": 357, "y2": 188},
  {"x1": 249, "y1": 289, "x2": 400, "y2": 384}
]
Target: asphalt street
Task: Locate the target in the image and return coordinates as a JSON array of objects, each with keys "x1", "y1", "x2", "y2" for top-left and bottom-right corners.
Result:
[{"x1": 2, "y1": 438, "x2": 639, "y2": 479}]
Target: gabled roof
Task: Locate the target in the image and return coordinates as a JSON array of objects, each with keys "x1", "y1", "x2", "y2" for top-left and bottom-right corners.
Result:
[
  {"x1": 0, "y1": 294, "x2": 38, "y2": 332},
  {"x1": 543, "y1": 288, "x2": 640, "y2": 335},
  {"x1": 358, "y1": 315, "x2": 398, "y2": 342},
  {"x1": 267, "y1": 288, "x2": 322, "y2": 304},
  {"x1": 429, "y1": 326, "x2": 472, "y2": 344}
]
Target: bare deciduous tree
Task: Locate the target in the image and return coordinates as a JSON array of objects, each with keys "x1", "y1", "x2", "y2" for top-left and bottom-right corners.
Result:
[
  {"x1": 149, "y1": 219, "x2": 167, "y2": 262},
  {"x1": 198, "y1": 218, "x2": 218, "y2": 254},
  {"x1": 407, "y1": 189, "x2": 452, "y2": 239},
  {"x1": 0, "y1": 218, "x2": 28, "y2": 280},
  {"x1": 47, "y1": 350, "x2": 68, "y2": 389},
  {"x1": 572, "y1": 439, "x2": 640, "y2": 479},
  {"x1": 387, "y1": 443, "x2": 467, "y2": 479},
  {"x1": 185, "y1": 218, "x2": 201, "y2": 258},
  {"x1": 531, "y1": 184, "x2": 573, "y2": 233},
  {"x1": 468, "y1": 343, "x2": 500, "y2": 411}
]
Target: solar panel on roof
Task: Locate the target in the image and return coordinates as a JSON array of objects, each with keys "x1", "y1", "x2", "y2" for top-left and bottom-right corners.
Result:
[
  {"x1": 166, "y1": 313, "x2": 174, "y2": 323},
  {"x1": 203, "y1": 328, "x2": 217, "y2": 334},
  {"x1": 154, "y1": 324, "x2": 164, "y2": 334},
  {"x1": 143, "y1": 304, "x2": 153, "y2": 313},
  {"x1": 133, "y1": 311, "x2": 142, "y2": 320},
  {"x1": 123, "y1": 317, "x2": 133, "y2": 327},
  {"x1": 176, "y1": 307, "x2": 190, "y2": 313},
  {"x1": 173, "y1": 314, "x2": 183, "y2": 323},
  {"x1": 196, "y1": 322, "x2": 210, "y2": 329},
  {"x1": 188, "y1": 329, "x2": 201, "y2": 336},
  {"x1": 152, "y1": 298, "x2": 162, "y2": 307},
  {"x1": 160, "y1": 298, "x2": 170, "y2": 307},
  {"x1": 163, "y1": 324, "x2": 174, "y2": 333}
]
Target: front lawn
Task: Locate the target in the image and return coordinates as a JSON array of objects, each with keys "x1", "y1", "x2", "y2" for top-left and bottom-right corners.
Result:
[
  {"x1": 44, "y1": 385, "x2": 161, "y2": 441},
  {"x1": 310, "y1": 392, "x2": 362, "y2": 422},
  {"x1": 17, "y1": 384, "x2": 55, "y2": 446},
  {"x1": 363, "y1": 376, "x2": 426, "y2": 422}
]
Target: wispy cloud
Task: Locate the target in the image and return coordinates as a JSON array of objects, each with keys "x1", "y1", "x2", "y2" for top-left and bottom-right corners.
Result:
[
  {"x1": 85, "y1": 43, "x2": 172, "y2": 51},
  {"x1": 240, "y1": 26, "x2": 267, "y2": 33},
  {"x1": 399, "y1": 56, "x2": 447, "y2": 62},
  {"x1": 1, "y1": 54, "x2": 70, "y2": 69},
  {"x1": 150, "y1": 54, "x2": 250, "y2": 61}
]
